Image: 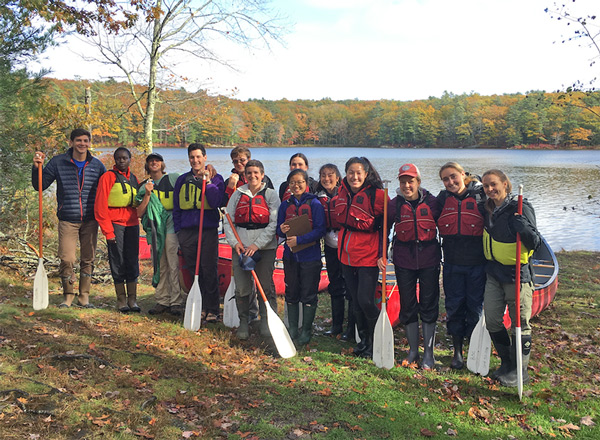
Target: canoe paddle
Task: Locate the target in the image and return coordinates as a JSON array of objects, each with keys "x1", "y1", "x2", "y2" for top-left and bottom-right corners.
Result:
[
  {"x1": 515, "y1": 184, "x2": 524, "y2": 400},
  {"x1": 466, "y1": 312, "x2": 491, "y2": 376},
  {"x1": 373, "y1": 184, "x2": 394, "y2": 369},
  {"x1": 225, "y1": 212, "x2": 296, "y2": 359},
  {"x1": 183, "y1": 173, "x2": 207, "y2": 331},
  {"x1": 222, "y1": 265, "x2": 239, "y2": 328},
  {"x1": 33, "y1": 164, "x2": 49, "y2": 310}
]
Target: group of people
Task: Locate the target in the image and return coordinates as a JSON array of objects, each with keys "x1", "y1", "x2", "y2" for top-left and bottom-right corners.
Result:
[{"x1": 33, "y1": 128, "x2": 541, "y2": 387}]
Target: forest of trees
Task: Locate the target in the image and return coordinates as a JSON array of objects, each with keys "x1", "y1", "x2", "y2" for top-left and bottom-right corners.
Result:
[{"x1": 49, "y1": 78, "x2": 600, "y2": 150}]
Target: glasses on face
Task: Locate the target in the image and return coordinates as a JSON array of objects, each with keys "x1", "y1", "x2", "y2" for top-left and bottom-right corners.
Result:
[
  {"x1": 232, "y1": 158, "x2": 248, "y2": 165},
  {"x1": 288, "y1": 180, "x2": 306, "y2": 187}
]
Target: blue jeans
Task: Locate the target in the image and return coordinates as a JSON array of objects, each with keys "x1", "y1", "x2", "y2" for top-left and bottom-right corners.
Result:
[{"x1": 443, "y1": 263, "x2": 486, "y2": 339}]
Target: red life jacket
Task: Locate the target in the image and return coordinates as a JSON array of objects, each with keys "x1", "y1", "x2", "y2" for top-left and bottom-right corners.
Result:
[
  {"x1": 437, "y1": 194, "x2": 484, "y2": 237},
  {"x1": 234, "y1": 188, "x2": 270, "y2": 229},
  {"x1": 318, "y1": 191, "x2": 340, "y2": 230},
  {"x1": 285, "y1": 198, "x2": 313, "y2": 224},
  {"x1": 335, "y1": 184, "x2": 380, "y2": 232},
  {"x1": 394, "y1": 198, "x2": 437, "y2": 243}
]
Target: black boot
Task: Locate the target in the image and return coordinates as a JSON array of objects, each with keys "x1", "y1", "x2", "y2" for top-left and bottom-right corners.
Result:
[
  {"x1": 341, "y1": 299, "x2": 356, "y2": 342},
  {"x1": 404, "y1": 322, "x2": 420, "y2": 365},
  {"x1": 450, "y1": 334, "x2": 464, "y2": 370},
  {"x1": 489, "y1": 329, "x2": 513, "y2": 380},
  {"x1": 357, "y1": 317, "x2": 377, "y2": 359},
  {"x1": 286, "y1": 302, "x2": 300, "y2": 340},
  {"x1": 352, "y1": 311, "x2": 369, "y2": 356},
  {"x1": 324, "y1": 296, "x2": 345, "y2": 337},
  {"x1": 499, "y1": 335, "x2": 532, "y2": 387},
  {"x1": 422, "y1": 322, "x2": 437, "y2": 370},
  {"x1": 297, "y1": 303, "x2": 317, "y2": 345}
]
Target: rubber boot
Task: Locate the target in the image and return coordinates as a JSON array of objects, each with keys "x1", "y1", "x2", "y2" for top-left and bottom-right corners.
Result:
[
  {"x1": 499, "y1": 335, "x2": 531, "y2": 387},
  {"x1": 126, "y1": 281, "x2": 141, "y2": 313},
  {"x1": 235, "y1": 295, "x2": 250, "y2": 340},
  {"x1": 352, "y1": 311, "x2": 369, "y2": 356},
  {"x1": 78, "y1": 273, "x2": 93, "y2": 308},
  {"x1": 287, "y1": 302, "x2": 300, "y2": 340},
  {"x1": 59, "y1": 276, "x2": 75, "y2": 308},
  {"x1": 357, "y1": 317, "x2": 376, "y2": 359},
  {"x1": 341, "y1": 299, "x2": 356, "y2": 342},
  {"x1": 421, "y1": 322, "x2": 437, "y2": 370},
  {"x1": 450, "y1": 334, "x2": 464, "y2": 370},
  {"x1": 115, "y1": 283, "x2": 129, "y2": 313},
  {"x1": 489, "y1": 329, "x2": 513, "y2": 380},
  {"x1": 258, "y1": 300, "x2": 270, "y2": 337},
  {"x1": 297, "y1": 303, "x2": 317, "y2": 345},
  {"x1": 324, "y1": 296, "x2": 345, "y2": 337},
  {"x1": 404, "y1": 322, "x2": 420, "y2": 365}
]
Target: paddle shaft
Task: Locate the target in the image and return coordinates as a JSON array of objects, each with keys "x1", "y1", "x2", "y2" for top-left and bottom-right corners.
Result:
[
  {"x1": 515, "y1": 185, "x2": 523, "y2": 328},
  {"x1": 38, "y1": 165, "x2": 43, "y2": 259},
  {"x1": 224, "y1": 212, "x2": 268, "y2": 303},
  {"x1": 193, "y1": 173, "x2": 208, "y2": 276},
  {"x1": 381, "y1": 186, "x2": 388, "y2": 303}
]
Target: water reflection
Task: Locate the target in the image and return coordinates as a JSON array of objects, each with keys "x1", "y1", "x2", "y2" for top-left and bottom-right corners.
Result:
[{"x1": 150, "y1": 147, "x2": 600, "y2": 252}]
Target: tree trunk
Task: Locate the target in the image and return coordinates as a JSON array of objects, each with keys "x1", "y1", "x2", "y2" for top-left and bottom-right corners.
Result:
[{"x1": 143, "y1": 0, "x2": 163, "y2": 153}]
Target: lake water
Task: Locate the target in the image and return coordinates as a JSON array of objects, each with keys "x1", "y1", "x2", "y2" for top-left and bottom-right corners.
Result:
[{"x1": 146, "y1": 147, "x2": 600, "y2": 252}]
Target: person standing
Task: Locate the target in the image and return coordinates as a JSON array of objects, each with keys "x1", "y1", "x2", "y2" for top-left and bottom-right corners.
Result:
[
  {"x1": 315, "y1": 163, "x2": 352, "y2": 338},
  {"x1": 95, "y1": 147, "x2": 141, "y2": 313},
  {"x1": 481, "y1": 169, "x2": 540, "y2": 387},
  {"x1": 32, "y1": 128, "x2": 106, "y2": 308},
  {"x1": 136, "y1": 153, "x2": 183, "y2": 316},
  {"x1": 224, "y1": 160, "x2": 280, "y2": 339},
  {"x1": 173, "y1": 143, "x2": 225, "y2": 321},
  {"x1": 224, "y1": 146, "x2": 274, "y2": 205},
  {"x1": 336, "y1": 157, "x2": 387, "y2": 359},
  {"x1": 384, "y1": 164, "x2": 441, "y2": 370},
  {"x1": 278, "y1": 153, "x2": 318, "y2": 202},
  {"x1": 437, "y1": 162, "x2": 487, "y2": 369},
  {"x1": 277, "y1": 169, "x2": 326, "y2": 345}
]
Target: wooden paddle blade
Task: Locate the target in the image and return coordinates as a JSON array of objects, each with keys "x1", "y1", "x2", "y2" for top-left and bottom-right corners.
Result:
[
  {"x1": 516, "y1": 327, "x2": 524, "y2": 400},
  {"x1": 265, "y1": 303, "x2": 296, "y2": 359},
  {"x1": 33, "y1": 258, "x2": 49, "y2": 311},
  {"x1": 466, "y1": 314, "x2": 491, "y2": 376},
  {"x1": 222, "y1": 276, "x2": 239, "y2": 328},
  {"x1": 373, "y1": 304, "x2": 395, "y2": 369},
  {"x1": 183, "y1": 276, "x2": 202, "y2": 331}
]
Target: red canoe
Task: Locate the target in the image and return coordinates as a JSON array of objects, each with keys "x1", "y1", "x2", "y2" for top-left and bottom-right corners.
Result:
[{"x1": 139, "y1": 234, "x2": 557, "y2": 329}]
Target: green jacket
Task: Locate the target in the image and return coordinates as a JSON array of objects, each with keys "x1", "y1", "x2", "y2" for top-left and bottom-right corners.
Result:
[{"x1": 136, "y1": 186, "x2": 170, "y2": 287}]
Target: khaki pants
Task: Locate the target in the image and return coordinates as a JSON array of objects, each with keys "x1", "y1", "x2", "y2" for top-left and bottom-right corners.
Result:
[
  {"x1": 58, "y1": 220, "x2": 99, "y2": 287},
  {"x1": 484, "y1": 276, "x2": 533, "y2": 336},
  {"x1": 155, "y1": 232, "x2": 183, "y2": 307}
]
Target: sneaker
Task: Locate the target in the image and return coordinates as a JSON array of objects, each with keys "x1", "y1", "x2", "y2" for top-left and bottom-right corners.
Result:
[
  {"x1": 78, "y1": 303, "x2": 96, "y2": 309},
  {"x1": 205, "y1": 312, "x2": 218, "y2": 323},
  {"x1": 148, "y1": 304, "x2": 170, "y2": 315},
  {"x1": 58, "y1": 303, "x2": 70, "y2": 309}
]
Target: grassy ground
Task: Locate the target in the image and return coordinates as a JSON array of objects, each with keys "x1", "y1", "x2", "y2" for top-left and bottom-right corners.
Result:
[{"x1": 1, "y1": 251, "x2": 599, "y2": 439}]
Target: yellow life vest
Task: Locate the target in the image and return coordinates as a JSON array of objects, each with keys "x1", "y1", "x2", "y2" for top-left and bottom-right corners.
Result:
[
  {"x1": 483, "y1": 229, "x2": 533, "y2": 265},
  {"x1": 107, "y1": 170, "x2": 138, "y2": 208},
  {"x1": 178, "y1": 175, "x2": 213, "y2": 211},
  {"x1": 153, "y1": 175, "x2": 175, "y2": 211}
]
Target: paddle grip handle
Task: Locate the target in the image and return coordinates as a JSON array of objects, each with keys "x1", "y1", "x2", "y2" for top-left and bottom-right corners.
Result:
[
  {"x1": 224, "y1": 212, "x2": 268, "y2": 303},
  {"x1": 515, "y1": 184, "x2": 523, "y2": 327}
]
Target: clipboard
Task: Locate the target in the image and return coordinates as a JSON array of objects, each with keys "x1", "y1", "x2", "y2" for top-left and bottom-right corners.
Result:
[{"x1": 284, "y1": 214, "x2": 315, "y2": 253}]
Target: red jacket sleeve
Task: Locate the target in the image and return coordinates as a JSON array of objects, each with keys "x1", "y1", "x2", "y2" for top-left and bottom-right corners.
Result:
[{"x1": 95, "y1": 171, "x2": 117, "y2": 240}]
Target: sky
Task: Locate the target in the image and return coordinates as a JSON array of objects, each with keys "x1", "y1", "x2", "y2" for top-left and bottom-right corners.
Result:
[{"x1": 32, "y1": 0, "x2": 600, "y2": 102}]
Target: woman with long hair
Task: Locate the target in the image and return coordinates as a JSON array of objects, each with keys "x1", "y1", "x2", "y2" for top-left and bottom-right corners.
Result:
[
  {"x1": 481, "y1": 169, "x2": 540, "y2": 386},
  {"x1": 437, "y1": 162, "x2": 486, "y2": 369},
  {"x1": 336, "y1": 157, "x2": 387, "y2": 358}
]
